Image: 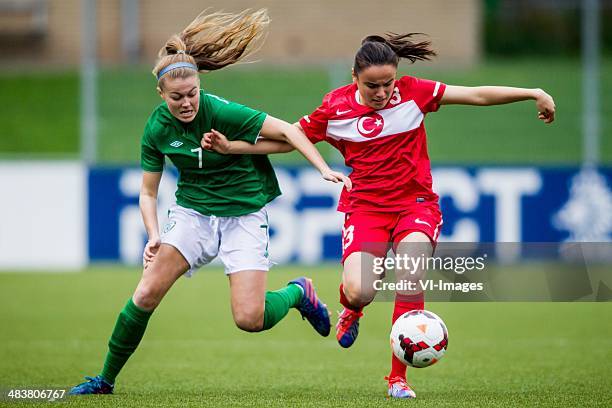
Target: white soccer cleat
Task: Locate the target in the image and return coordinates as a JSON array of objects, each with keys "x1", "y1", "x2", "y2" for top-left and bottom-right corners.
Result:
[{"x1": 386, "y1": 376, "x2": 417, "y2": 399}]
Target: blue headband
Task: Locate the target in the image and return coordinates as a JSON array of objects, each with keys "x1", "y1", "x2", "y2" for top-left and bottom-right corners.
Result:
[{"x1": 157, "y1": 62, "x2": 198, "y2": 80}]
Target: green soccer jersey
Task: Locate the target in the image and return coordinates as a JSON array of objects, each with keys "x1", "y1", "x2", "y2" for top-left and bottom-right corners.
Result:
[{"x1": 140, "y1": 90, "x2": 281, "y2": 216}]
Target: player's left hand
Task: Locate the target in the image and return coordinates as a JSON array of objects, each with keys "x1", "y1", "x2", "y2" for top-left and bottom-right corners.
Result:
[
  {"x1": 321, "y1": 169, "x2": 352, "y2": 191},
  {"x1": 535, "y1": 89, "x2": 555, "y2": 124}
]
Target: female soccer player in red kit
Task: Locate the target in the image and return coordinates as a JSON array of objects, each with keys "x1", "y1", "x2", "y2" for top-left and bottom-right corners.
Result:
[{"x1": 203, "y1": 33, "x2": 555, "y2": 399}]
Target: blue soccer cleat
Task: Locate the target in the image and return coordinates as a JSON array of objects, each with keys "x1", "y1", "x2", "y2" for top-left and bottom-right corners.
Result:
[
  {"x1": 69, "y1": 375, "x2": 114, "y2": 395},
  {"x1": 336, "y1": 307, "x2": 363, "y2": 348},
  {"x1": 289, "y1": 277, "x2": 331, "y2": 337}
]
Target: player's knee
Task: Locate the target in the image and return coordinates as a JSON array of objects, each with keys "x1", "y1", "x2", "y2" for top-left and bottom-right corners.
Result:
[
  {"x1": 233, "y1": 310, "x2": 264, "y2": 332},
  {"x1": 344, "y1": 281, "x2": 375, "y2": 308},
  {"x1": 133, "y1": 285, "x2": 162, "y2": 311}
]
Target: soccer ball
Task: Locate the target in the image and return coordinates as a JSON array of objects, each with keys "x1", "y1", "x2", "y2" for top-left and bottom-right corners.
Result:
[{"x1": 390, "y1": 310, "x2": 448, "y2": 368}]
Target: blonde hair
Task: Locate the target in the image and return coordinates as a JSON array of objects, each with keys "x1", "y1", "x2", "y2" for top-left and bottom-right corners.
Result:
[{"x1": 152, "y1": 9, "x2": 270, "y2": 88}]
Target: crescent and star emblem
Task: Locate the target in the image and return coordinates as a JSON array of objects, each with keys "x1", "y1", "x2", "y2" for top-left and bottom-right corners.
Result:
[{"x1": 356, "y1": 113, "x2": 384, "y2": 138}]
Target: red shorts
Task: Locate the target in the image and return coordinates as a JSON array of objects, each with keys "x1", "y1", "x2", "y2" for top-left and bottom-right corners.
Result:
[{"x1": 341, "y1": 201, "x2": 442, "y2": 263}]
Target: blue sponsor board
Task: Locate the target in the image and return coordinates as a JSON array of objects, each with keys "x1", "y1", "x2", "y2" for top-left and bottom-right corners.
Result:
[
  {"x1": 88, "y1": 167, "x2": 139, "y2": 261},
  {"x1": 88, "y1": 166, "x2": 612, "y2": 264}
]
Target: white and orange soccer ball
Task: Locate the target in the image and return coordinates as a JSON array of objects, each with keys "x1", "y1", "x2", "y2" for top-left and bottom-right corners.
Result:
[{"x1": 390, "y1": 310, "x2": 449, "y2": 368}]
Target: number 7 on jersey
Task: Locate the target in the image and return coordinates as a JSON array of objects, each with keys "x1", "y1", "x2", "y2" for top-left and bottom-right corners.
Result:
[{"x1": 191, "y1": 147, "x2": 203, "y2": 168}]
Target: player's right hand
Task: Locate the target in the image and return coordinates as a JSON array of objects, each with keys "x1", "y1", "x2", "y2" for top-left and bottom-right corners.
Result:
[
  {"x1": 321, "y1": 169, "x2": 352, "y2": 191},
  {"x1": 535, "y1": 89, "x2": 556, "y2": 124},
  {"x1": 143, "y1": 237, "x2": 161, "y2": 269}
]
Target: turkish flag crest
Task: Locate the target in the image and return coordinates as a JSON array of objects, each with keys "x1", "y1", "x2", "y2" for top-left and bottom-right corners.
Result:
[{"x1": 356, "y1": 112, "x2": 384, "y2": 138}]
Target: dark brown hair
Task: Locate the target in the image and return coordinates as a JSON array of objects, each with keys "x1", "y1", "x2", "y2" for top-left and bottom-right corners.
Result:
[
  {"x1": 153, "y1": 9, "x2": 269, "y2": 88},
  {"x1": 353, "y1": 33, "x2": 436, "y2": 75}
]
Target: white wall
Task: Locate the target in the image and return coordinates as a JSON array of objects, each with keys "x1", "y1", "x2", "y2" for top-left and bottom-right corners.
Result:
[{"x1": 0, "y1": 161, "x2": 86, "y2": 270}]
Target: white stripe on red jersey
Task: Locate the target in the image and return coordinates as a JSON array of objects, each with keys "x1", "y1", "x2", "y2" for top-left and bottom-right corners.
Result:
[{"x1": 326, "y1": 100, "x2": 424, "y2": 143}]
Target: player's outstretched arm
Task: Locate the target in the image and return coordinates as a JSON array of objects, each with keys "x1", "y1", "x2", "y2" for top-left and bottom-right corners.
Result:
[
  {"x1": 259, "y1": 115, "x2": 352, "y2": 190},
  {"x1": 140, "y1": 171, "x2": 162, "y2": 269},
  {"x1": 202, "y1": 129, "x2": 294, "y2": 154},
  {"x1": 440, "y1": 85, "x2": 556, "y2": 123},
  {"x1": 203, "y1": 117, "x2": 351, "y2": 190}
]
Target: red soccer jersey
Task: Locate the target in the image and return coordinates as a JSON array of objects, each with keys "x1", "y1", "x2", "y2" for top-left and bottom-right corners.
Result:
[{"x1": 299, "y1": 75, "x2": 446, "y2": 213}]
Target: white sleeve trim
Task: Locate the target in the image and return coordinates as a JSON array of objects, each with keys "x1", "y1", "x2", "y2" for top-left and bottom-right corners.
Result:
[{"x1": 433, "y1": 81, "x2": 441, "y2": 97}]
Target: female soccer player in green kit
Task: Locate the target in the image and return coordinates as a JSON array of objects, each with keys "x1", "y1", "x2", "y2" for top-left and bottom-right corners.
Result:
[{"x1": 69, "y1": 9, "x2": 351, "y2": 395}]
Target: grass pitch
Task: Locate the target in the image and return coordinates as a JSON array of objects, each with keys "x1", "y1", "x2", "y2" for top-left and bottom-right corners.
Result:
[{"x1": 0, "y1": 266, "x2": 610, "y2": 407}]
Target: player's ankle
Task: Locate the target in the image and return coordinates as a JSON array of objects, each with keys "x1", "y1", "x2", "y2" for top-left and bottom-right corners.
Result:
[{"x1": 387, "y1": 373, "x2": 406, "y2": 382}]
